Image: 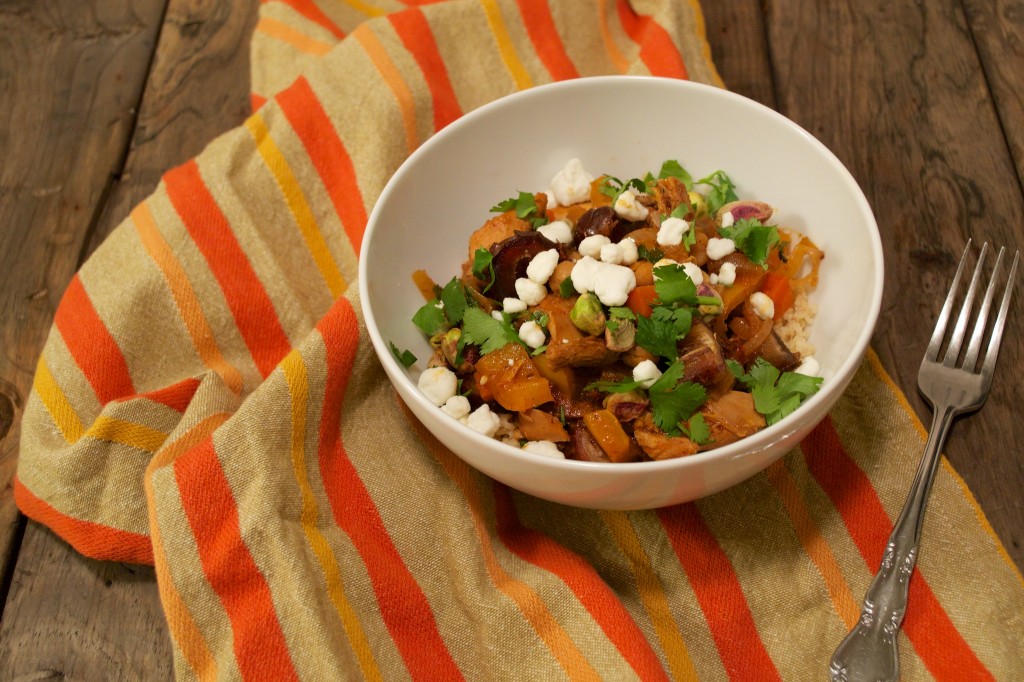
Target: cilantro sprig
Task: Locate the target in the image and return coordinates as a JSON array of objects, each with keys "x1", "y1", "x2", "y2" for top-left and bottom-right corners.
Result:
[
  {"x1": 472, "y1": 248, "x2": 496, "y2": 293},
  {"x1": 696, "y1": 170, "x2": 739, "y2": 215},
  {"x1": 491, "y1": 191, "x2": 548, "y2": 228},
  {"x1": 679, "y1": 413, "x2": 713, "y2": 445},
  {"x1": 388, "y1": 341, "x2": 417, "y2": 369},
  {"x1": 597, "y1": 175, "x2": 649, "y2": 201},
  {"x1": 719, "y1": 218, "x2": 780, "y2": 267},
  {"x1": 460, "y1": 307, "x2": 523, "y2": 355},
  {"x1": 648, "y1": 359, "x2": 707, "y2": 435},
  {"x1": 727, "y1": 358, "x2": 823, "y2": 425}
]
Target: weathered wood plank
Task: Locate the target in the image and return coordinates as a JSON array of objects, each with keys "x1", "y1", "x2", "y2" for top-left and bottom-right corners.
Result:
[
  {"x1": 766, "y1": 0, "x2": 1024, "y2": 568},
  {"x1": 0, "y1": 0, "x2": 167, "y2": 592},
  {"x1": 701, "y1": 0, "x2": 776, "y2": 108},
  {"x1": 0, "y1": 0, "x2": 257, "y2": 678}
]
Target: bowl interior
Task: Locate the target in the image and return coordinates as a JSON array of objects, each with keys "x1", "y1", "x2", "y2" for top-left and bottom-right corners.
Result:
[{"x1": 359, "y1": 76, "x2": 882, "y2": 501}]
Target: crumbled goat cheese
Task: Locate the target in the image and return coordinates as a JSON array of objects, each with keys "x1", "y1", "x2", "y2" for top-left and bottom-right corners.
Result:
[
  {"x1": 600, "y1": 243, "x2": 623, "y2": 264},
  {"x1": 441, "y1": 395, "x2": 471, "y2": 419},
  {"x1": 463, "y1": 404, "x2": 501, "y2": 437},
  {"x1": 548, "y1": 158, "x2": 593, "y2": 207},
  {"x1": 632, "y1": 360, "x2": 663, "y2": 389},
  {"x1": 750, "y1": 291, "x2": 775, "y2": 320},
  {"x1": 657, "y1": 217, "x2": 688, "y2": 246},
  {"x1": 617, "y1": 238, "x2": 638, "y2": 265},
  {"x1": 537, "y1": 219, "x2": 573, "y2": 244},
  {"x1": 682, "y1": 262, "x2": 704, "y2": 286},
  {"x1": 515, "y1": 277, "x2": 547, "y2": 306},
  {"x1": 614, "y1": 189, "x2": 649, "y2": 221},
  {"x1": 579, "y1": 234, "x2": 611, "y2": 259},
  {"x1": 711, "y1": 262, "x2": 737, "y2": 286},
  {"x1": 418, "y1": 367, "x2": 458, "y2": 406},
  {"x1": 491, "y1": 310, "x2": 504, "y2": 321},
  {"x1": 570, "y1": 256, "x2": 637, "y2": 307},
  {"x1": 795, "y1": 356, "x2": 820, "y2": 377},
  {"x1": 518, "y1": 320, "x2": 546, "y2": 349},
  {"x1": 706, "y1": 237, "x2": 736, "y2": 260},
  {"x1": 522, "y1": 440, "x2": 565, "y2": 459},
  {"x1": 502, "y1": 297, "x2": 527, "y2": 313},
  {"x1": 720, "y1": 210, "x2": 735, "y2": 228},
  {"x1": 527, "y1": 249, "x2": 560, "y2": 284}
]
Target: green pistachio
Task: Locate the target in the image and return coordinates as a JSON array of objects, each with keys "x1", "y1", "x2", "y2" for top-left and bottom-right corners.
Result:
[{"x1": 570, "y1": 293, "x2": 607, "y2": 336}]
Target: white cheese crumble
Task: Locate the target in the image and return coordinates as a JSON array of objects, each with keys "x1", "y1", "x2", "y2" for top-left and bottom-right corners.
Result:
[
  {"x1": 721, "y1": 210, "x2": 735, "y2": 228},
  {"x1": 682, "y1": 262, "x2": 704, "y2": 286},
  {"x1": 548, "y1": 158, "x2": 593, "y2": 207},
  {"x1": 491, "y1": 310, "x2": 504, "y2": 321},
  {"x1": 613, "y1": 189, "x2": 649, "y2": 221},
  {"x1": 600, "y1": 243, "x2": 623, "y2": 265},
  {"x1": 518, "y1": 320, "x2": 546, "y2": 349},
  {"x1": 502, "y1": 297, "x2": 527, "y2": 313},
  {"x1": 418, "y1": 367, "x2": 458, "y2": 406},
  {"x1": 579, "y1": 234, "x2": 611, "y2": 259},
  {"x1": 617, "y1": 237, "x2": 638, "y2": 265},
  {"x1": 441, "y1": 395, "x2": 471, "y2": 419},
  {"x1": 711, "y1": 262, "x2": 737, "y2": 286},
  {"x1": 463, "y1": 404, "x2": 501, "y2": 437},
  {"x1": 522, "y1": 440, "x2": 565, "y2": 459},
  {"x1": 632, "y1": 360, "x2": 663, "y2": 389},
  {"x1": 749, "y1": 291, "x2": 775, "y2": 320},
  {"x1": 570, "y1": 256, "x2": 636, "y2": 307},
  {"x1": 526, "y1": 249, "x2": 560, "y2": 284},
  {"x1": 537, "y1": 219, "x2": 573, "y2": 244},
  {"x1": 515, "y1": 277, "x2": 547, "y2": 306},
  {"x1": 657, "y1": 217, "x2": 689, "y2": 246},
  {"x1": 706, "y1": 237, "x2": 736, "y2": 260},
  {"x1": 795, "y1": 356, "x2": 820, "y2": 377}
]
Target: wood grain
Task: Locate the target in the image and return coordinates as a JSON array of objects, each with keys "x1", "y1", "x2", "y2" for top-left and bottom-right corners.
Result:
[
  {"x1": 0, "y1": 0, "x2": 167, "y2": 588},
  {"x1": 766, "y1": 0, "x2": 1024, "y2": 567}
]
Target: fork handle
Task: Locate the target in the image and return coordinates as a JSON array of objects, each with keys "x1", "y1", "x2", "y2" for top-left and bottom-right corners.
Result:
[{"x1": 829, "y1": 404, "x2": 956, "y2": 682}]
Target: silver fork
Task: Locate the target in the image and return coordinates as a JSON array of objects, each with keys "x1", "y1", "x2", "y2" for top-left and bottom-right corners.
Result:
[{"x1": 829, "y1": 241, "x2": 1020, "y2": 682}]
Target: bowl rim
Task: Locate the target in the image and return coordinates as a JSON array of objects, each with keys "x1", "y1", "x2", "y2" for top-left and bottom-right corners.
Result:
[{"x1": 358, "y1": 75, "x2": 884, "y2": 473}]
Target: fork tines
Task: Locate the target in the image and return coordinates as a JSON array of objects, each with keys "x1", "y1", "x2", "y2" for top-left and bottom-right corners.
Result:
[{"x1": 927, "y1": 241, "x2": 1020, "y2": 375}]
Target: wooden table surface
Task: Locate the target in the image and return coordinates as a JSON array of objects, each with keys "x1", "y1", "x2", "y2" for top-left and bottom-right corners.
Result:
[{"x1": 1, "y1": 0, "x2": 1022, "y2": 677}]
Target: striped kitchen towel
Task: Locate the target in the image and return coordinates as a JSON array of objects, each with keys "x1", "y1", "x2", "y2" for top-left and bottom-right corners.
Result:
[{"x1": 15, "y1": 0, "x2": 1024, "y2": 679}]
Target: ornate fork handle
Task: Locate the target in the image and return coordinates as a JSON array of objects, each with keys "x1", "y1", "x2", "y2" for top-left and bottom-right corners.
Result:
[{"x1": 829, "y1": 404, "x2": 955, "y2": 682}]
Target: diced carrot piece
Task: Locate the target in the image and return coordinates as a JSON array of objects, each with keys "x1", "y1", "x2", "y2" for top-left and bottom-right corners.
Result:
[
  {"x1": 626, "y1": 284, "x2": 659, "y2": 317},
  {"x1": 583, "y1": 409, "x2": 639, "y2": 463},
  {"x1": 474, "y1": 344, "x2": 554, "y2": 411},
  {"x1": 717, "y1": 268, "x2": 765, "y2": 316},
  {"x1": 759, "y1": 272, "x2": 795, "y2": 320}
]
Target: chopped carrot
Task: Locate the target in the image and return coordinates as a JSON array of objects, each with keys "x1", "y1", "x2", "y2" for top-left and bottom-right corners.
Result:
[
  {"x1": 474, "y1": 344, "x2": 553, "y2": 411},
  {"x1": 583, "y1": 409, "x2": 639, "y2": 463},
  {"x1": 759, "y1": 272, "x2": 795, "y2": 321},
  {"x1": 626, "y1": 284, "x2": 659, "y2": 317}
]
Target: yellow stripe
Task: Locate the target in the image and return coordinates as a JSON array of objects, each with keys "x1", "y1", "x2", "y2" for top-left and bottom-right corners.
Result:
[
  {"x1": 281, "y1": 351, "x2": 384, "y2": 681},
  {"x1": 145, "y1": 413, "x2": 230, "y2": 682},
  {"x1": 685, "y1": 0, "x2": 725, "y2": 88},
  {"x1": 87, "y1": 415, "x2": 168, "y2": 452},
  {"x1": 255, "y1": 16, "x2": 333, "y2": 56},
  {"x1": 353, "y1": 27, "x2": 420, "y2": 156},
  {"x1": 244, "y1": 114, "x2": 347, "y2": 298},
  {"x1": 33, "y1": 357, "x2": 85, "y2": 443},
  {"x1": 765, "y1": 459, "x2": 860, "y2": 628},
  {"x1": 600, "y1": 511, "x2": 698, "y2": 680},
  {"x1": 866, "y1": 348, "x2": 1024, "y2": 587},
  {"x1": 479, "y1": 0, "x2": 534, "y2": 90},
  {"x1": 340, "y1": 0, "x2": 386, "y2": 19}
]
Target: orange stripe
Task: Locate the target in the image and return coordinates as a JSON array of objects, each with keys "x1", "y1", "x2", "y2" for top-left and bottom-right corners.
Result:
[
  {"x1": 54, "y1": 275, "x2": 135, "y2": 404},
  {"x1": 493, "y1": 485, "x2": 669, "y2": 681},
  {"x1": 353, "y1": 26, "x2": 419, "y2": 155},
  {"x1": 513, "y1": 0, "x2": 580, "y2": 81},
  {"x1": 163, "y1": 160, "x2": 292, "y2": 379},
  {"x1": 765, "y1": 459, "x2": 860, "y2": 628},
  {"x1": 803, "y1": 417, "x2": 994, "y2": 680},
  {"x1": 387, "y1": 9, "x2": 464, "y2": 131},
  {"x1": 315, "y1": 301, "x2": 463, "y2": 680},
  {"x1": 658, "y1": 503, "x2": 781, "y2": 680},
  {"x1": 146, "y1": 413, "x2": 229, "y2": 682},
  {"x1": 133, "y1": 203, "x2": 245, "y2": 395},
  {"x1": 615, "y1": 0, "x2": 687, "y2": 78},
  {"x1": 174, "y1": 435, "x2": 300, "y2": 682},
  {"x1": 407, "y1": 407, "x2": 600, "y2": 681},
  {"x1": 256, "y1": 16, "x2": 333, "y2": 56},
  {"x1": 597, "y1": 0, "x2": 630, "y2": 73},
  {"x1": 273, "y1": 0, "x2": 346, "y2": 38},
  {"x1": 128, "y1": 377, "x2": 201, "y2": 413},
  {"x1": 275, "y1": 77, "x2": 369, "y2": 254},
  {"x1": 14, "y1": 477, "x2": 153, "y2": 564}
]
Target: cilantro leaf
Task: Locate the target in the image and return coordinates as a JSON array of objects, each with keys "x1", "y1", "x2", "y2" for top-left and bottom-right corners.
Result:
[
  {"x1": 440, "y1": 277, "x2": 470, "y2": 325},
  {"x1": 491, "y1": 191, "x2": 547, "y2": 228},
  {"x1": 472, "y1": 248, "x2": 496, "y2": 293},
  {"x1": 609, "y1": 306, "x2": 636, "y2": 321},
  {"x1": 559, "y1": 276, "x2": 576, "y2": 298},
  {"x1": 652, "y1": 263, "x2": 699, "y2": 306},
  {"x1": 460, "y1": 307, "x2": 522, "y2": 355},
  {"x1": 412, "y1": 299, "x2": 448, "y2": 336},
  {"x1": 696, "y1": 170, "x2": 739, "y2": 215},
  {"x1": 598, "y1": 175, "x2": 647, "y2": 202},
  {"x1": 658, "y1": 159, "x2": 694, "y2": 190},
  {"x1": 636, "y1": 307, "x2": 691, "y2": 361},
  {"x1": 637, "y1": 244, "x2": 664, "y2": 262},
  {"x1": 730, "y1": 357, "x2": 823, "y2": 425},
  {"x1": 679, "y1": 413, "x2": 713, "y2": 445},
  {"x1": 719, "y1": 218, "x2": 780, "y2": 266},
  {"x1": 584, "y1": 377, "x2": 646, "y2": 394},
  {"x1": 648, "y1": 360, "x2": 707, "y2": 435},
  {"x1": 388, "y1": 341, "x2": 417, "y2": 369}
]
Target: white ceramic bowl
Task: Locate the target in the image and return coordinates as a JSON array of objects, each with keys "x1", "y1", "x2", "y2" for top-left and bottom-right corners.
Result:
[{"x1": 359, "y1": 76, "x2": 883, "y2": 510}]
